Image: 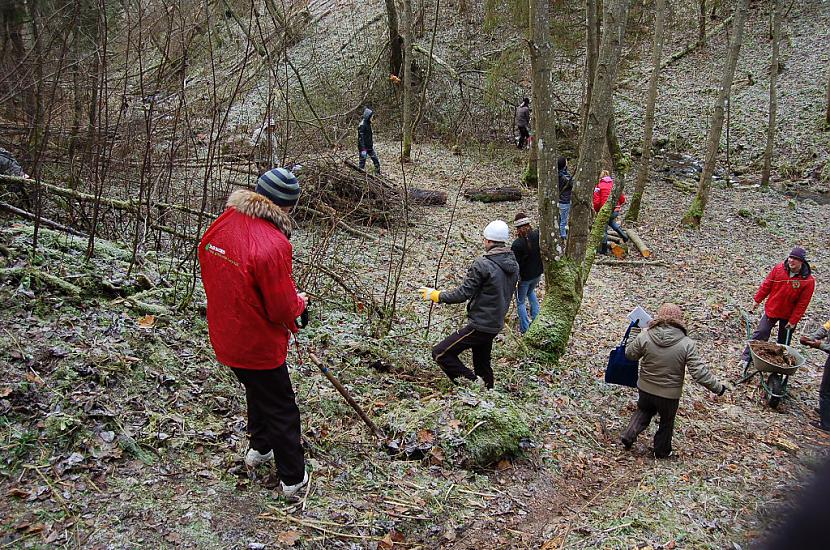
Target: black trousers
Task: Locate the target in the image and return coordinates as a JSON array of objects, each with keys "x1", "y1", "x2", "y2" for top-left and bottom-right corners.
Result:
[
  {"x1": 820, "y1": 355, "x2": 830, "y2": 430},
  {"x1": 621, "y1": 389, "x2": 680, "y2": 457},
  {"x1": 432, "y1": 324, "x2": 497, "y2": 388},
  {"x1": 231, "y1": 365, "x2": 305, "y2": 485},
  {"x1": 517, "y1": 126, "x2": 530, "y2": 149}
]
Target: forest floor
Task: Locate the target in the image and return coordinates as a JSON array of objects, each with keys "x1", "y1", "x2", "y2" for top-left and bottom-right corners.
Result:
[{"x1": 2, "y1": 138, "x2": 830, "y2": 549}]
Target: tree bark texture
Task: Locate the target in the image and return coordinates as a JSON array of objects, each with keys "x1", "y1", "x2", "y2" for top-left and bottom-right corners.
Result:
[
  {"x1": 826, "y1": 64, "x2": 830, "y2": 126},
  {"x1": 385, "y1": 0, "x2": 403, "y2": 77},
  {"x1": 626, "y1": 0, "x2": 665, "y2": 222},
  {"x1": 761, "y1": 0, "x2": 781, "y2": 187},
  {"x1": 398, "y1": 0, "x2": 414, "y2": 160},
  {"x1": 528, "y1": 0, "x2": 560, "y2": 264},
  {"x1": 566, "y1": 0, "x2": 631, "y2": 263},
  {"x1": 579, "y1": 0, "x2": 600, "y2": 159},
  {"x1": 409, "y1": 188, "x2": 447, "y2": 205},
  {"x1": 698, "y1": 0, "x2": 706, "y2": 46},
  {"x1": 682, "y1": 0, "x2": 748, "y2": 228}
]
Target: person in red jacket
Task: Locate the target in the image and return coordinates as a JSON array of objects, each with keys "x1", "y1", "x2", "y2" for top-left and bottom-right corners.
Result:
[
  {"x1": 198, "y1": 167, "x2": 309, "y2": 497},
  {"x1": 592, "y1": 170, "x2": 628, "y2": 253},
  {"x1": 741, "y1": 247, "x2": 815, "y2": 365}
]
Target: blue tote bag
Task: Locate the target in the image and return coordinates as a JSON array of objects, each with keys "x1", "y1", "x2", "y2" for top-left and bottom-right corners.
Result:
[{"x1": 605, "y1": 321, "x2": 639, "y2": 388}]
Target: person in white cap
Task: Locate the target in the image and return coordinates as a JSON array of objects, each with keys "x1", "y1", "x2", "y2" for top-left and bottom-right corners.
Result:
[{"x1": 418, "y1": 220, "x2": 519, "y2": 389}]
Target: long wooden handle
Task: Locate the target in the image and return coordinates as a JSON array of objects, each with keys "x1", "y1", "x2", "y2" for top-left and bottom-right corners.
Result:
[{"x1": 308, "y1": 353, "x2": 382, "y2": 438}]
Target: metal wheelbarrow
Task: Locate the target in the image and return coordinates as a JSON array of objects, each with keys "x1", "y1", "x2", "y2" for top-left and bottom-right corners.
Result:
[{"x1": 740, "y1": 338, "x2": 805, "y2": 408}]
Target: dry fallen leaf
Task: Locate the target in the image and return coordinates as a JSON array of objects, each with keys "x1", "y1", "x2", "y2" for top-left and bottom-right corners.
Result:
[
  {"x1": 137, "y1": 314, "x2": 156, "y2": 328},
  {"x1": 417, "y1": 429, "x2": 434, "y2": 444},
  {"x1": 277, "y1": 530, "x2": 301, "y2": 545}
]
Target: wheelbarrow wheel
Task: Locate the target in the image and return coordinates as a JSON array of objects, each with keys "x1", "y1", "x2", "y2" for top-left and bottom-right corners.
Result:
[{"x1": 767, "y1": 373, "x2": 784, "y2": 408}]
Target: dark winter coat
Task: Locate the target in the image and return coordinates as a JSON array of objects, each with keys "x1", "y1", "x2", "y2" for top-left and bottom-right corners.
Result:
[
  {"x1": 754, "y1": 260, "x2": 815, "y2": 326},
  {"x1": 0, "y1": 148, "x2": 25, "y2": 177},
  {"x1": 515, "y1": 104, "x2": 530, "y2": 128},
  {"x1": 558, "y1": 168, "x2": 573, "y2": 204},
  {"x1": 198, "y1": 190, "x2": 305, "y2": 370},
  {"x1": 357, "y1": 108, "x2": 374, "y2": 151},
  {"x1": 439, "y1": 246, "x2": 520, "y2": 334},
  {"x1": 625, "y1": 319, "x2": 724, "y2": 400},
  {"x1": 511, "y1": 229, "x2": 544, "y2": 281}
]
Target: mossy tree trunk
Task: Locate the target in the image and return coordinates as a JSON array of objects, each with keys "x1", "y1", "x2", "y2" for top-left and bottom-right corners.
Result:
[
  {"x1": 626, "y1": 0, "x2": 665, "y2": 222},
  {"x1": 527, "y1": 0, "x2": 559, "y2": 262},
  {"x1": 682, "y1": 0, "x2": 748, "y2": 228},
  {"x1": 761, "y1": 0, "x2": 781, "y2": 188},
  {"x1": 526, "y1": 0, "x2": 631, "y2": 359},
  {"x1": 398, "y1": 0, "x2": 414, "y2": 161}
]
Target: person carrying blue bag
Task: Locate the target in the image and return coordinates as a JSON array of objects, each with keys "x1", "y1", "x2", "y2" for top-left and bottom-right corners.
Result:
[{"x1": 620, "y1": 303, "x2": 732, "y2": 458}]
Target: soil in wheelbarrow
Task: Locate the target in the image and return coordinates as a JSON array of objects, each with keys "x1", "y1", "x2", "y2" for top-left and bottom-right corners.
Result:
[{"x1": 749, "y1": 341, "x2": 799, "y2": 367}]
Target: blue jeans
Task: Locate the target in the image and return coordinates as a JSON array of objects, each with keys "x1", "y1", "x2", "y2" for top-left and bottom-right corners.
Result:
[
  {"x1": 359, "y1": 149, "x2": 380, "y2": 173},
  {"x1": 558, "y1": 202, "x2": 570, "y2": 239},
  {"x1": 516, "y1": 275, "x2": 541, "y2": 333},
  {"x1": 602, "y1": 211, "x2": 628, "y2": 251}
]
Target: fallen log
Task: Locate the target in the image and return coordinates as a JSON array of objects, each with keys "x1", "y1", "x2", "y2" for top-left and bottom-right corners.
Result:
[
  {"x1": 463, "y1": 186, "x2": 522, "y2": 203},
  {"x1": 409, "y1": 188, "x2": 447, "y2": 206},
  {"x1": 596, "y1": 259, "x2": 668, "y2": 267},
  {"x1": 608, "y1": 242, "x2": 626, "y2": 259},
  {"x1": 0, "y1": 201, "x2": 88, "y2": 237},
  {"x1": 626, "y1": 228, "x2": 651, "y2": 258}
]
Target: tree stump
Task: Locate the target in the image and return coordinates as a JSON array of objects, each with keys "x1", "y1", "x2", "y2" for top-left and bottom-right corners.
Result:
[{"x1": 463, "y1": 186, "x2": 522, "y2": 203}]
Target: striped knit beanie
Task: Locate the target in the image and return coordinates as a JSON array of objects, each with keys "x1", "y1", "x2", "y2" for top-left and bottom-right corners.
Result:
[{"x1": 256, "y1": 167, "x2": 300, "y2": 207}]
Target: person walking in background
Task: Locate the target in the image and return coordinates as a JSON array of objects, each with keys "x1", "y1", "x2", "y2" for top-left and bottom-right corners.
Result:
[
  {"x1": 511, "y1": 213, "x2": 543, "y2": 334},
  {"x1": 419, "y1": 220, "x2": 519, "y2": 389},
  {"x1": 593, "y1": 169, "x2": 628, "y2": 254},
  {"x1": 621, "y1": 303, "x2": 731, "y2": 458},
  {"x1": 198, "y1": 167, "x2": 310, "y2": 498},
  {"x1": 557, "y1": 157, "x2": 573, "y2": 240},
  {"x1": 515, "y1": 98, "x2": 531, "y2": 149},
  {"x1": 357, "y1": 107, "x2": 381, "y2": 174},
  {"x1": 741, "y1": 247, "x2": 815, "y2": 368},
  {"x1": 800, "y1": 319, "x2": 830, "y2": 433}
]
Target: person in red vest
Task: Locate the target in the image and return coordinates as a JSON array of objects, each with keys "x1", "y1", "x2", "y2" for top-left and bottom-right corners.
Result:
[
  {"x1": 741, "y1": 246, "x2": 815, "y2": 366},
  {"x1": 198, "y1": 167, "x2": 309, "y2": 498},
  {"x1": 592, "y1": 170, "x2": 628, "y2": 253}
]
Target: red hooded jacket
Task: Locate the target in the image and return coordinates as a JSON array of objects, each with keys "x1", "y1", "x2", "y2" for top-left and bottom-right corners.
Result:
[
  {"x1": 593, "y1": 175, "x2": 625, "y2": 213},
  {"x1": 198, "y1": 190, "x2": 305, "y2": 370},
  {"x1": 754, "y1": 260, "x2": 815, "y2": 326}
]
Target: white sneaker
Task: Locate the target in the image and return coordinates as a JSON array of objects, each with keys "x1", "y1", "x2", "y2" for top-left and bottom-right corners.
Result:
[
  {"x1": 280, "y1": 471, "x2": 309, "y2": 498},
  {"x1": 244, "y1": 448, "x2": 274, "y2": 468}
]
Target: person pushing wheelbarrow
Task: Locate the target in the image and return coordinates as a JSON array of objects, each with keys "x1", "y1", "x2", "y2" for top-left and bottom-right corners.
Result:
[{"x1": 740, "y1": 247, "x2": 815, "y2": 368}]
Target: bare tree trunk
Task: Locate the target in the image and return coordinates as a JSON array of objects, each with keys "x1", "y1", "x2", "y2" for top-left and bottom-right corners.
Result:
[
  {"x1": 579, "y1": 0, "x2": 600, "y2": 158},
  {"x1": 566, "y1": 0, "x2": 630, "y2": 262},
  {"x1": 698, "y1": 0, "x2": 706, "y2": 46},
  {"x1": 527, "y1": 0, "x2": 559, "y2": 263},
  {"x1": 682, "y1": 0, "x2": 748, "y2": 228},
  {"x1": 526, "y1": 0, "x2": 630, "y2": 358},
  {"x1": 626, "y1": 0, "x2": 665, "y2": 222},
  {"x1": 761, "y1": 0, "x2": 781, "y2": 187},
  {"x1": 398, "y1": 0, "x2": 414, "y2": 161},
  {"x1": 826, "y1": 65, "x2": 830, "y2": 127},
  {"x1": 385, "y1": 0, "x2": 403, "y2": 77}
]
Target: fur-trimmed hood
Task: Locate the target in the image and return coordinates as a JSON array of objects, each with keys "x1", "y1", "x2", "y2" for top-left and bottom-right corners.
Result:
[{"x1": 226, "y1": 189, "x2": 293, "y2": 238}]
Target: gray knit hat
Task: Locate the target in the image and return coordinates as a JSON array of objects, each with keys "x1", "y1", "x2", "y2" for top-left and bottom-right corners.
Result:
[{"x1": 256, "y1": 167, "x2": 300, "y2": 206}]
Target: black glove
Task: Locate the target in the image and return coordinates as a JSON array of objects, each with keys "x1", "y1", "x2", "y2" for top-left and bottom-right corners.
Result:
[{"x1": 297, "y1": 300, "x2": 310, "y2": 329}]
